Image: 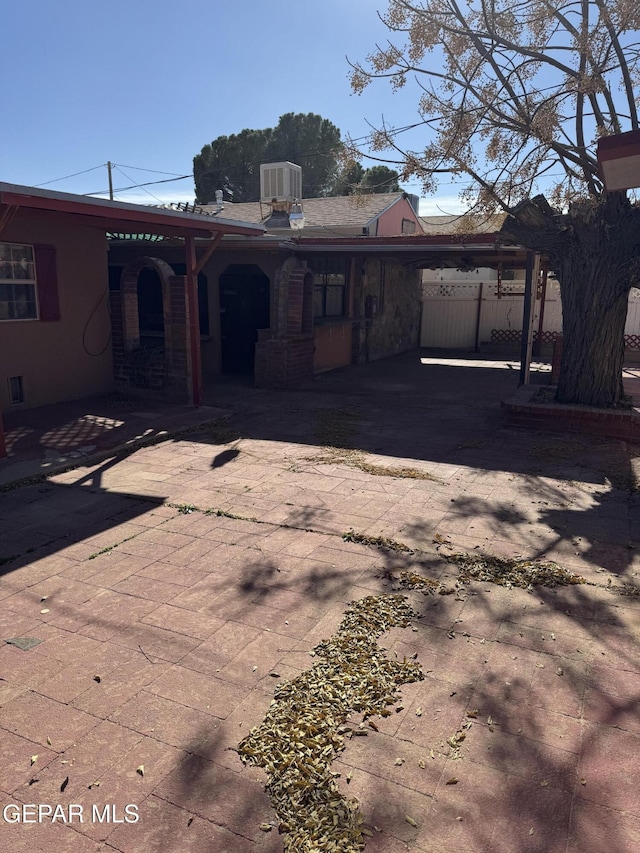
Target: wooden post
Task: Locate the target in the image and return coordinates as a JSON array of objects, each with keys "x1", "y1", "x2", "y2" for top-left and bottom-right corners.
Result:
[
  {"x1": 533, "y1": 262, "x2": 549, "y2": 358},
  {"x1": 519, "y1": 252, "x2": 540, "y2": 385},
  {"x1": 185, "y1": 236, "x2": 202, "y2": 407},
  {"x1": 474, "y1": 281, "x2": 483, "y2": 353}
]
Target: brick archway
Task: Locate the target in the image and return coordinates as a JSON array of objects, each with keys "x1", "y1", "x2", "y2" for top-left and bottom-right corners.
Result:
[
  {"x1": 119, "y1": 256, "x2": 176, "y2": 354},
  {"x1": 111, "y1": 256, "x2": 192, "y2": 401}
]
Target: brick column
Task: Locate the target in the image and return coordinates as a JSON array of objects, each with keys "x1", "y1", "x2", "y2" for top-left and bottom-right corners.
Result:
[{"x1": 254, "y1": 258, "x2": 315, "y2": 389}]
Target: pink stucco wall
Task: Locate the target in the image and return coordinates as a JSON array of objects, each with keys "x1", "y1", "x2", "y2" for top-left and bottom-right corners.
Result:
[
  {"x1": 375, "y1": 197, "x2": 422, "y2": 236},
  {"x1": 0, "y1": 211, "x2": 114, "y2": 411}
]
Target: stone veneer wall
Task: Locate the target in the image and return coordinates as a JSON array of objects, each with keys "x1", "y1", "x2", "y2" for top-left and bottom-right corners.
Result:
[{"x1": 353, "y1": 259, "x2": 421, "y2": 364}]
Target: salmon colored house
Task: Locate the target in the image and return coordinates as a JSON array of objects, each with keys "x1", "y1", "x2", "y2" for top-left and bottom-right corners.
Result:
[{"x1": 0, "y1": 182, "x2": 263, "y2": 456}]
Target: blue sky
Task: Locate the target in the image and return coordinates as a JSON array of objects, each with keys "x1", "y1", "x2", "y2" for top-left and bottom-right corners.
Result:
[{"x1": 2, "y1": 0, "x2": 468, "y2": 213}]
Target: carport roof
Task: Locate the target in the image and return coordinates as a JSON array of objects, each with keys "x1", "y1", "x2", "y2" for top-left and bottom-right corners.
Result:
[
  {"x1": 291, "y1": 233, "x2": 535, "y2": 269},
  {"x1": 0, "y1": 182, "x2": 266, "y2": 239}
]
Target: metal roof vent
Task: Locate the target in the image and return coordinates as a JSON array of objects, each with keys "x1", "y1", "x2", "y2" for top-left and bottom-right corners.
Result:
[{"x1": 289, "y1": 202, "x2": 305, "y2": 230}]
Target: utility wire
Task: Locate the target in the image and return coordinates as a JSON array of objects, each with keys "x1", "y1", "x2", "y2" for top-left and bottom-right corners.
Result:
[
  {"x1": 85, "y1": 174, "x2": 192, "y2": 197},
  {"x1": 113, "y1": 163, "x2": 188, "y2": 176},
  {"x1": 113, "y1": 165, "x2": 165, "y2": 204},
  {"x1": 34, "y1": 164, "x2": 105, "y2": 187}
]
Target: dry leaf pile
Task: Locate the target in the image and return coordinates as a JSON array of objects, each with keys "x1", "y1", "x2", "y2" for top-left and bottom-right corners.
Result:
[
  {"x1": 308, "y1": 445, "x2": 440, "y2": 482},
  {"x1": 238, "y1": 594, "x2": 424, "y2": 852},
  {"x1": 449, "y1": 553, "x2": 586, "y2": 589},
  {"x1": 342, "y1": 529, "x2": 414, "y2": 554},
  {"x1": 397, "y1": 571, "x2": 440, "y2": 594},
  {"x1": 306, "y1": 409, "x2": 439, "y2": 482}
]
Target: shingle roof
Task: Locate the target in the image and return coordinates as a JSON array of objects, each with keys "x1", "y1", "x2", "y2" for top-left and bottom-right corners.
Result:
[
  {"x1": 202, "y1": 192, "x2": 407, "y2": 232},
  {"x1": 419, "y1": 213, "x2": 507, "y2": 235}
]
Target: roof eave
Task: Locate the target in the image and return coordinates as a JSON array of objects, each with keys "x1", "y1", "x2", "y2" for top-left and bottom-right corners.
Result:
[{"x1": 0, "y1": 182, "x2": 265, "y2": 237}]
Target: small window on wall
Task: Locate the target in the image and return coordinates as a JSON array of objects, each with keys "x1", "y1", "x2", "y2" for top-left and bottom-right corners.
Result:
[
  {"x1": 310, "y1": 256, "x2": 347, "y2": 320},
  {"x1": 0, "y1": 243, "x2": 38, "y2": 320}
]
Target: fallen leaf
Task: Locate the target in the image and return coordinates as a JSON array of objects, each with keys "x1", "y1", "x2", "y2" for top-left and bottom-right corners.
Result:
[
  {"x1": 415, "y1": 707, "x2": 423, "y2": 717},
  {"x1": 88, "y1": 780, "x2": 100, "y2": 789},
  {"x1": 269, "y1": 672, "x2": 280, "y2": 678},
  {"x1": 136, "y1": 765, "x2": 144, "y2": 777},
  {"x1": 31, "y1": 755, "x2": 38, "y2": 766},
  {"x1": 580, "y1": 778, "x2": 587, "y2": 786},
  {"x1": 539, "y1": 780, "x2": 549, "y2": 787},
  {"x1": 259, "y1": 823, "x2": 273, "y2": 832},
  {"x1": 418, "y1": 759, "x2": 426, "y2": 769},
  {"x1": 346, "y1": 770, "x2": 353, "y2": 784},
  {"x1": 405, "y1": 815, "x2": 418, "y2": 827},
  {"x1": 93, "y1": 675, "x2": 101, "y2": 683},
  {"x1": 361, "y1": 827, "x2": 374, "y2": 837},
  {"x1": 46, "y1": 736, "x2": 52, "y2": 746},
  {"x1": 446, "y1": 777, "x2": 459, "y2": 785},
  {"x1": 60, "y1": 776, "x2": 69, "y2": 792},
  {"x1": 40, "y1": 609, "x2": 50, "y2": 614},
  {"x1": 40, "y1": 596, "x2": 48, "y2": 602},
  {"x1": 430, "y1": 749, "x2": 435, "y2": 759},
  {"x1": 556, "y1": 667, "x2": 564, "y2": 676},
  {"x1": 394, "y1": 758, "x2": 405, "y2": 766},
  {"x1": 368, "y1": 720, "x2": 379, "y2": 732}
]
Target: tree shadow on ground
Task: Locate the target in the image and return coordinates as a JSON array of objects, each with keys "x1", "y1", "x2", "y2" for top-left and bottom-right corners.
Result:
[{"x1": 192, "y1": 353, "x2": 640, "y2": 585}]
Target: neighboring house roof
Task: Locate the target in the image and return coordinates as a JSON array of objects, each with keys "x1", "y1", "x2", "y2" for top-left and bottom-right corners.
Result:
[
  {"x1": 202, "y1": 192, "x2": 419, "y2": 236},
  {"x1": 0, "y1": 183, "x2": 265, "y2": 239},
  {"x1": 419, "y1": 213, "x2": 507, "y2": 235}
]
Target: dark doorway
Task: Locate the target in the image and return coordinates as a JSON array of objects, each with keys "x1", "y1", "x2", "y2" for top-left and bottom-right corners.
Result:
[
  {"x1": 137, "y1": 267, "x2": 164, "y2": 349},
  {"x1": 219, "y1": 264, "x2": 270, "y2": 374}
]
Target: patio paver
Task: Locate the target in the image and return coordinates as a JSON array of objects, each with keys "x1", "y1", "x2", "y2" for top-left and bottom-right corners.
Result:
[{"x1": 1, "y1": 352, "x2": 639, "y2": 851}]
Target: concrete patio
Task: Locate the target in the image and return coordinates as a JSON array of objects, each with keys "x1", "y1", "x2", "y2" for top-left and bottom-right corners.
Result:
[{"x1": 1, "y1": 352, "x2": 639, "y2": 852}]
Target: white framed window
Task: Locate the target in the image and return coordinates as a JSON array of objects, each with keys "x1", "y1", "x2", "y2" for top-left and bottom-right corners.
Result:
[{"x1": 0, "y1": 242, "x2": 38, "y2": 320}]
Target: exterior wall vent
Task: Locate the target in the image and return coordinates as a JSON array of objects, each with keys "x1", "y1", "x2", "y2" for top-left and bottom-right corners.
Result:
[
  {"x1": 260, "y1": 162, "x2": 302, "y2": 202},
  {"x1": 9, "y1": 375, "x2": 25, "y2": 406}
]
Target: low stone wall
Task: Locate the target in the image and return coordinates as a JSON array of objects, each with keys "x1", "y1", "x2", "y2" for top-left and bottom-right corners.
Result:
[{"x1": 502, "y1": 384, "x2": 640, "y2": 441}]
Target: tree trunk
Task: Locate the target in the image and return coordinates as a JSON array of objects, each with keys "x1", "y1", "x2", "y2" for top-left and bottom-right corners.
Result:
[
  {"x1": 556, "y1": 261, "x2": 629, "y2": 407},
  {"x1": 501, "y1": 192, "x2": 640, "y2": 409}
]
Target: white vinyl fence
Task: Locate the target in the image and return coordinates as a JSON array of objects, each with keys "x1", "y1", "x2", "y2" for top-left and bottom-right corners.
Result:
[{"x1": 420, "y1": 269, "x2": 640, "y2": 351}]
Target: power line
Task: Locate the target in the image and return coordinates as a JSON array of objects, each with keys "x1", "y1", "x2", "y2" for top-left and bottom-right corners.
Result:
[
  {"x1": 34, "y1": 164, "x2": 105, "y2": 187},
  {"x1": 85, "y1": 174, "x2": 192, "y2": 197},
  {"x1": 113, "y1": 163, "x2": 189, "y2": 177},
  {"x1": 113, "y1": 165, "x2": 165, "y2": 204}
]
